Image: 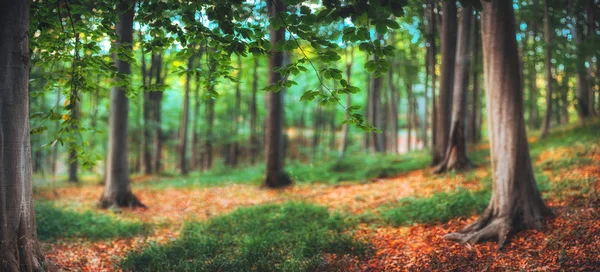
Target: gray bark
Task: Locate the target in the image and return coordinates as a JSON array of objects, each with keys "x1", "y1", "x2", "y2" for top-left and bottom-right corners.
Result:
[
  {"x1": 0, "y1": 1, "x2": 45, "y2": 270},
  {"x1": 445, "y1": 0, "x2": 552, "y2": 246},
  {"x1": 99, "y1": 1, "x2": 144, "y2": 209}
]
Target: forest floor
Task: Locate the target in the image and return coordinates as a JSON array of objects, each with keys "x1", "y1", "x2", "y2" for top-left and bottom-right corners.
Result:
[{"x1": 35, "y1": 123, "x2": 600, "y2": 271}]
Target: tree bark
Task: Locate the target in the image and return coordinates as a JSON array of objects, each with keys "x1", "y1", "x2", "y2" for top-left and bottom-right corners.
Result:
[
  {"x1": 387, "y1": 64, "x2": 399, "y2": 154},
  {"x1": 406, "y1": 83, "x2": 413, "y2": 152},
  {"x1": 140, "y1": 42, "x2": 154, "y2": 175},
  {"x1": 469, "y1": 15, "x2": 481, "y2": 143},
  {"x1": 586, "y1": 0, "x2": 596, "y2": 115},
  {"x1": 433, "y1": 0, "x2": 457, "y2": 165},
  {"x1": 570, "y1": 0, "x2": 590, "y2": 121},
  {"x1": 68, "y1": 92, "x2": 80, "y2": 182},
  {"x1": 540, "y1": 0, "x2": 553, "y2": 137},
  {"x1": 445, "y1": 0, "x2": 552, "y2": 247},
  {"x1": 429, "y1": 0, "x2": 438, "y2": 154},
  {"x1": 178, "y1": 56, "x2": 194, "y2": 175},
  {"x1": 435, "y1": 3, "x2": 474, "y2": 173},
  {"x1": 99, "y1": 1, "x2": 144, "y2": 209},
  {"x1": 528, "y1": 4, "x2": 540, "y2": 129},
  {"x1": 151, "y1": 54, "x2": 163, "y2": 173},
  {"x1": 0, "y1": 1, "x2": 45, "y2": 270},
  {"x1": 369, "y1": 53, "x2": 385, "y2": 153},
  {"x1": 249, "y1": 57, "x2": 260, "y2": 164},
  {"x1": 339, "y1": 47, "x2": 354, "y2": 156},
  {"x1": 191, "y1": 61, "x2": 202, "y2": 169},
  {"x1": 264, "y1": 0, "x2": 292, "y2": 187}
]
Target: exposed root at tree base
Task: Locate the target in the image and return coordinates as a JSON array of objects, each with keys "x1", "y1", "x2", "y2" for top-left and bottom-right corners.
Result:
[
  {"x1": 264, "y1": 172, "x2": 293, "y2": 188},
  {"x1": 98, "y1": 191, "x2": 146, "y2": 209},
  {"x1": 434, "y1": 155, "x2": 472, "y2": 174},
  {"x1": 444, "y1": 216, "x2": 511, "y2": 248}
]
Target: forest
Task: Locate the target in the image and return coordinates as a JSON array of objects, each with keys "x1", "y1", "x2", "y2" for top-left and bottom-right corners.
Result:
[{"x1": 1, "y1": 0, "x2": 599, "y2": 271}]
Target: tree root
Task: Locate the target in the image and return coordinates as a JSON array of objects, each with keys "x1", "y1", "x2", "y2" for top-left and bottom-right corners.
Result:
[
  {"x1": 433, "y1": 152, "x2": 473, "y2": 174},
  {"x1": 98, "y1": 191, "x2": 146, "y2": 209},
  {"x1": 444, "y1": 212, "x2": 511, "y2": 249},
  {"x1": 264, "y1": 172, "x2": 293, "y2": 188}
]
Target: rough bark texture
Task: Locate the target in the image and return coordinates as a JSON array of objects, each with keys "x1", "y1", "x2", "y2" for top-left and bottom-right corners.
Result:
[
  {"x1": 99, "y1": 1, "x2": 145, "y2": 209},
  {"x1": 435, "y1": 4, "x2": 474, "y2": 173},
  {"x1": 540, "y1": 0, "x2": 553, "y2": 137},
  {"x1": 178, "y1": 56, "x2": 193, "y2": 175},
  {"x1": 264, "y1": 0, "x2": 292, "y2": 187},
  {"x1": 0, "y1": 1, "x2": 46, "y2": 270},
  {"x1": 445, "y1": 0, "x2": 552, "y2": 247},
  {"x1": 433, "y1": 0, "x2": 457, "y2": 165}
]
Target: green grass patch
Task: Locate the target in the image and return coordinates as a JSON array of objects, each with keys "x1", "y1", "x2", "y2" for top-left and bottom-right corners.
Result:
[
  {"x1": 120, "y1": 202, "x2": 370, "y2": 272},
  {"x1": 35, "y1": 202, "x2": 149, "y2": 241},
  {"x1": 380, "y1": 189, "x2": 490, "y2": 227}
]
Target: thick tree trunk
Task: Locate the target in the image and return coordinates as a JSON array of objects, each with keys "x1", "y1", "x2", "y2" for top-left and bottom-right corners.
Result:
[
  {"x1": 99, "y1": 1, "x2": 144, "y2": 209},
  {"x1": 435, "y1": 3, "x2": 474, "y2": 173},
  {"x1": 433, "y1": 0, "x2": 457, "y2": 165},
  {"x1": 264, "y1": 0, "x2": 291, "y2": 187},
  {"x1": 339, "y1": 47, "x2": 354, "y2": 156},
  {"x1": 0, "y1": 1, "x2": 45, "y2": 270},
  {"x1": 540, "y1": 0, "x2": 553, "y2": 137},
  {"x1": 249, "y1": 57, "x2": 260, "y2": 164},
  {"x1": 178, "y1": 56, "x2": 193, "y2": 175},
  {"x1": 445, "y1": 0, "x2": 552, "y2": 246}
]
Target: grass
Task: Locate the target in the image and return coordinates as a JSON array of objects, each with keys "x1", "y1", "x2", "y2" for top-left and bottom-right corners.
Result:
[
  {"x1": 120, "y1": 202, "x2": 370, "y2": 272},
  {"x1": 379, "y1": 189, "x2": 490, "y2": 226},
  {"x1": 35, "y1": 202, "x2": 149, "y2": 241},
  {"x1": 138, "y1": 151, "x2": 431, "y2": 188}
]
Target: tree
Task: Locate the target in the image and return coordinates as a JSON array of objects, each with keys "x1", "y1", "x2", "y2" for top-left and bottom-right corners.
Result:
[
  {"x1": 99, "y1": 0, "x2": 145, "y2": 209},
  {"x1": 178, "y1": 56, "x2": 194, "y2": 175},
  {"x1": 468, "y1": 15, "x2": 481, "y2": 144},
  {"x1": 435, "y1": 3, "x2": 474, "y2": 173},
  {"x1": 0, "y1": 0, "x2": 45, "y2": 270},
  {"x1": 427, "y1": 0, "x2": 438, "y2": 152},
  {"x1": 445, "y1": 0, "x2": 552, "y2": 246},
  {"x1": 339, "y1": 47, "x2": 354, "y2": 156},
  {"x1": 540, "y1": 0, "x2": 553, "y2": 137},
  {"x1": 570, "y1": 0, "x2": 590, "y2": 121},
  {"x1": 264, "y1": 0, "x2": 292, "y2": 187},
  {"x1": 433, "y1": 0, "x2": 458, "y2": 165},
  {"x1": 249, "y1": 57, "x2": 260, "y2": 164}
]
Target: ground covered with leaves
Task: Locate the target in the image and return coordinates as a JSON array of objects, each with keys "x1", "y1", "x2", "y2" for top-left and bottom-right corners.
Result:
[{"x1": 35, "y1": 124, "x2": 600, "y2": 271}]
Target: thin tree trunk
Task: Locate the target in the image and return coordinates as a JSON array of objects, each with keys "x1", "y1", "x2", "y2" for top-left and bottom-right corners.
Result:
[
  {"x1": 68, "y1": 92, "x2": 80, "y2": 182},
  {"x1": 191, "y1": 62, "x2": 202, "y2": 169},
  {"x1": 435, "y1": 3, "x2": 474, "y2": 173},
  {"x1": 0, "y1": 1, "x2": 45, "y2": 269},
  {"x1": 561, "y1": 70, "x2": 570, "y2": 124},
  {"x1": 312, "y1": 104, "x2": 321, "y2": 159},
  {"x1": 99, "y1": 1, "x2": 144, "y2": 209},
  {"x1": 586, "y1": 0, "x2": 596, "y2": 115},
  {"x1": 570, "y1": 0, "x2": 590, "y2": 121},
  {"x1": 445, "y1": 0, "x2": 552, "y2": 246},
  {"x1": 433, "y1": 0, "x2": 457, "y2": 165},
  {"x1": 388, "y1": 65, "x2": 399, "y2": 154},
  {"x1": 140, "y1": 45, "x2": 154, "y2": 175},
  {"x1": 249, "y1": 57, "x2": 259, "y2": 164},
  {"x1": 469, "y1": 15, "x2": 481, "y2": 143},
  {"x1": 540, "y1": 0, "x2": 553, "y2": 137},
  {"x1": 264, "y1": 0, "x2": 291, "y2": 187},
  {"x1": 406, "y1": 83, "x2": 413, "y2": 152},
  {"x1": 152, "y1": 54, "x2": 163, "y2": 173},
  {"x1": 178, "y1": 56, "x2": 194, "y2": 175},
  {"x1": 204, "y1": 97, "x2": 214, "y2": 170},
  {"x1": 228, "y1": 56, "x2": 242, "y2": 166},
  {"x1": 339, "y1": 47, "x2": 354, "y2": 156},
  {"x1": 369, "y1": 51, "x2": 385, "y2": 153},
  {"x1": 429, "y1": 0, "x2": 438, "y2": 153},
  {"x1": 528, "y1": 7, "x2": 539, "y2": 129}
]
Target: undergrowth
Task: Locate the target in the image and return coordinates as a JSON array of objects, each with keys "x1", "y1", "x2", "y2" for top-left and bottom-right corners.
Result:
[
  {"x1": 120, "y1": 202, "x2": 370, "y2": 272},
  {"x1": 35, "y1": 202, "x2": 149, "y2": 241}
]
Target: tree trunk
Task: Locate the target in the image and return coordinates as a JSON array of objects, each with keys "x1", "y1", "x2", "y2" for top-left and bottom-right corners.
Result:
[
  {"x1": 0, "y1": 1, "x2": 45, "y2": 270},
  {"x1": 191, "y1": 61, "x2": 202, "y2": 169},
  {"x1": 369, "y1": 54, "x2": 385, "y2": 153},
  {"x1": 445, "y1": 0, "x2": 552, "y2": 246},
  {"x1": 528, "y1": 4, "x2": 540, "y2": 129},
  {"x1": 151, "y1": 54, "x2": 164, "y2": 173},
  {"x1": 429, "y1": 0, "x2": 438, "y2": 154},
  {"x1": 570, "y1": 0, "x2": 590, "y2": 121},
  {"x1": 586, "y1": 0, "x2": 596, "y2": 116},
  {"x1": 178, "y1": 56, "x2": 194, "y2": 175},
  {"x1": 249, "y1": 57, "x2": 259, "y2": 164},
  {"x1": 540, "y1": 0, "x2": 553, "y2": 137},
  {"x1": 228, "y1": 57, "x2": 242, "y2": 166},
  {"x1": 561, "y1": 70, "x2": 570, "y2": 124},
  {"x1": 469, "y1": 15, "x2": 481, "y2": 143},
  {"x1": 406, "y1": 83, "x2": 413, "y2": 152},
  {"x1": 99, "y1": 1, "x2": 144, "y2": 209},
  {"x1": 203, "y1": 97, "x2": 214, "y2": 170},
  {"x1": 433, "y1": 0, "x2": 457, "y2": 165},
  {"x1": 68, "y1": 93, "x2": 80, "y2": 182},
  {"x1": 339, "y1": 47, "x2": 354, "y2": 156},
  {"x1": 435, "y1": 3, "x2": 474, "y2": 173},
  {"x1": 387, "y1": 64, "x2": 399, "y2": 154},
  {"x1": 140, "y1": 45, "x2": 154, "y2": 175},
  {"x1": 264, "y1": 0, "x2": 291, "y2": 187}
]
